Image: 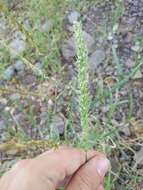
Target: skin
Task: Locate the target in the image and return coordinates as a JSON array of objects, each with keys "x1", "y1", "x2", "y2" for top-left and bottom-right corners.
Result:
[{"x1": 0, "y1": 147, "x2": 110, "y2": 190}]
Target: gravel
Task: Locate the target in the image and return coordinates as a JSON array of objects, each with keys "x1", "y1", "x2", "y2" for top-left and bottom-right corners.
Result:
[
  {"x1": 50, "y1": 115, "x2": 65, "y2": 136},
  {"x1": 61, "y1": 31, "x2": 95, "y2": 60},
  {"x1": 14, "y1": 60, "x2": 25, "y2": 72},
  {"x1": 88, "y1": 49, "x2": 106, "y2": 71},
  {"x1": 3, "y1": 65, "x2": 15, "y2": 81},
  {"x1": 67, "y1": 11, "x2": 80, "y2": 24},
  {"x1": 9, "y1": 38, "x2": 26, "y2": 58},
  {"x1": 0, "y1": 120, "x2": 6, "y2": 131},
  {"x1": 9, "y1": 93, "x2": 20, "y2": 101},
  {"x1": 41, "y1": 20, "x2": 53, "y2": 32}
]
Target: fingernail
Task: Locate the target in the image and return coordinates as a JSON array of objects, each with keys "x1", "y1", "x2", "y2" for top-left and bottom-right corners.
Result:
[{"x1": 96, "y1": 157, "x2": 110, "y2": 178}]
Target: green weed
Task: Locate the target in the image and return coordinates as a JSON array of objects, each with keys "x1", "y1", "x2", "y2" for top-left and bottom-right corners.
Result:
[{"x1": 74, "y1": 21, "x2": 91, "y2": 149}]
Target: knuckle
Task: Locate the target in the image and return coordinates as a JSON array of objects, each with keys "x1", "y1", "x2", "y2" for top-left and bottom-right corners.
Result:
[{"x1": 78, "y1": 172, "x2": 92, "y2": 189}]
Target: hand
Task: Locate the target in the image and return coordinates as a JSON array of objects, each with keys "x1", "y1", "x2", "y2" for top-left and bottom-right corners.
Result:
[{"x1": 0, "y1": 147, "x2": 110, "y2": 190}]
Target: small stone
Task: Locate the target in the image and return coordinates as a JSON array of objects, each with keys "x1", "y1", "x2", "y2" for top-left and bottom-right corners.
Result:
[
  {"x1": 119, "y1": 124, "x2": 131, "y2": 136},
  {"x1": 9, "y1": 38, "x2": 26, "y2": 58},
  {"x1": 0, "y1": 17, "x2": 7, "y2": 31},
  {"x1": 0, "y1": 98, "x2": 7, "y2": 105},
  {"x1": 132, "y1": 69, "x2": 142, "y2": 79},
  {"x1": 107, "y1": 32, "x2": 113, "y2": 41},
  {"x1": 14, "y1": 60, "x2": 25, "y2": 72},
  {"x1": 33, "y1": 62, "x2": 43, "y2": 76},
  {"x1": 88, "y1": 50, "x2": 106, "y2": 71},
  {"x1": 61, "y1": 31, "x2": 94, "y2": 60},
  {"x1": 22, "y1": 74, "x2": 37, "y2": 85},
  {"x1": 124, "y1": 58, "x2": 135, "y2": 69},
  {"x1": 83, "y1": 32, "x2": 95, "y2": 52},
  {"x1": 131, "y1": 45, "x2": 140, "y2": 52},
  {"x1": 9, "y1": 93, "x2": 20, "y2": 101},
  {"x1": 48, "y1": 99, "x2": 54, "y2": 107},
  {"x1": 3, "y1": 65, "x2": 15, "y2": 80},
  {"x1": 102, "y1": 105, "x2": 110, "y2": 113},
  {"x1": 67, "y1": 11, "x2": 80, "y2": 24},
  {"x1": 113, "y1": 23, "x2": 119, "y2": 33},
  {"x1": 0, "y1": 120, "x2": 6, "y2": 131},
  {"x1": 23, "y1": 19, "x2": 31, "y2": 31},
  {"x1": 50, "y1": 115, "x2": 65, "y2": 135},
  {"x1": 41, "y1": 20, "x2": 53, "y2": 32},
  {"x1": 134, "y1": 147, "x2": 143, "y2": 167},
  {"x1": 61, "y1": 38, "x2": 75, "y2": 60},
  {"x1": 14, "y1": 31, "x2": 26, "y2": 41},
  {"x1": 131, "y1": 41, "x2": 141, "y2": 52}
]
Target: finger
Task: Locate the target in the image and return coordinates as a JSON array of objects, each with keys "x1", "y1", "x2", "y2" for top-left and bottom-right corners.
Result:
[
  {"x1": 0, "y1": 160, "x2": 31, "y2": 190},
  {"x1": 98, "y1": 185, "x2": 104, "y2": 190},
  {"x1": 65, "y1": 156, "x2": 110, "y2": 190},
  {"x1": 97, "y1": 185, "x2": 104, "y2": 190},
  {"x1": 31, "y1": 147, "x2": 99, "y2": 188}
]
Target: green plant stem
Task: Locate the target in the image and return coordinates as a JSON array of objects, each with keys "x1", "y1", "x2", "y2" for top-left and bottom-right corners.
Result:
[{"x1": 74, "y1": 22, "x2": 90, "y2": 148}]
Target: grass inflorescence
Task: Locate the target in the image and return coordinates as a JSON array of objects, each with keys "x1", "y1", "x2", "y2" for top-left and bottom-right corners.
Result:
[{"x1": 74, "y1": 21, "x2": 91, "y2": 149}]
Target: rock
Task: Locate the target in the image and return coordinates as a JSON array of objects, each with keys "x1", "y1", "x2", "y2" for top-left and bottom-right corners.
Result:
[
  {"x1": 0, "y1": 120, "x2": 6, "y2": 131},
  {"x1": 0, "y1": 16, "x2": 7, "y2": 32},
  {"x1": 124, "y1": 58, "x2": 135, "y2": 69},
  {"x1": 23, "y1": 20, "x2": 32, "y2": 31},
  {"x1": 21, "y1": 74, "x2": 37, "y2": 85},
  {"x1": 88, "y1": 50, "x2": 106, "y2": 71},
  {"x1": 50, "y1": 115, "x2": 65, "y2": 135},
  {"x1": 67, "y1": 11, "x2": 80, "y2": 24},
  {"x1": 9, "y1": 93, "x2": 20, "y2": 101},
  {"x1": 108, "y1": 33, "x2": 113, "y2": 41},
  {"x1": 83, "y1": 32, "x2": 95, "y2": 52},
  {"x1": 0, "y1": 98, "x2": 7, "y2": 111},
  {"x1": 9, "y1": 38, "x2": 26, "y2": 58},
  {"x1": 3, "y1": 65, "x2": 15, "y2": 80},
  {"x1": 119, "y1": 124, "x2": 131, "y2": 136},
  {"x1": 132, "y1": 70, "x2": 142, "y2": 79},
  {"x1": 134, "y1": 147, "x2": 143, "y2": 168},
  {"x1": 14, "y1": 31, "x2": 26, "y2": 41},
  {"x1": 112, "y1": 23, "x2": 119, "y2": 33},
  {"x1": 14, "y1": 60, "x2": 25, "y2": 72},
  {"x1": 41, "y1": 20, "x2": 53, "y2": 32},
  {"x1": 61, "y1": 38, "x2": 75, "y2": 60},
  {"x1": 33, "y1": 62, "x2": 43, "y2": 76},
  {"x1": 131, "y1": 44, "x2": 141, "y2": 52},
  {"x1": 61, "y1": 31, "x2": 94, "y2": 60},
  {"x1": 3, "y1": 60, "x2": 25, "y2": 80}
]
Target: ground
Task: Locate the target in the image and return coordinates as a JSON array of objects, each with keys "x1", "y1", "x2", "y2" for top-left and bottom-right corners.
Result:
[{"x1": 0, "y1": 0, "x2": 143, "y2": 189}]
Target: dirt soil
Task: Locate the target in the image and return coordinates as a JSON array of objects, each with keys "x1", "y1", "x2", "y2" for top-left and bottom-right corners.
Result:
[{"x1": 0, "y1": 0, "x2": 143, "y2": 189}]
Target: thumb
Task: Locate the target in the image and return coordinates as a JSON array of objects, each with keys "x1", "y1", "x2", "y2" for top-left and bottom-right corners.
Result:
[{"x1": 65, "y1": 156, "x2": 110, "y2": 190}]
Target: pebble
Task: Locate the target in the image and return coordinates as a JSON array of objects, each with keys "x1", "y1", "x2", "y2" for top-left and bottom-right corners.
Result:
[
  {"x1": 67, "y1": 11, "x2": 80, "y2": 24},
  {"x1": 119, "y1": 124, "x2": 131, "y2": 137},
  {"x1": 21, "y1": 74, "x2": 37, "y2": 85},
  {"x1": 3, "y1": 60, "x2": 25, "y2": 81},
  {"x1": 14, "y1": 60, "x2": 25, "y2": 72},
  {"x1": 132, "y1": 69, "x2": 142, "y2": 79},
  {"x1": 131, "y1": 44, "x2": 141, "y2": 52},
  {"x1": 0, "y1": 120, "x2": 6, "y2": 131},
  {"x1": 88, "y1": 50, "x2": 106, "y2": 71},
  {"x1": 61, "y1": 31, "x2": 94, "y2": 60},
  {"x1": 41, "y1": 20, "x2": 53, "y2": 32},
  {"x1": 61, "y1": 38, "x2": 75, "y2": 60},
  {"x1": 0, "y1": 98, "x2": 7, "y2": 106},
  {"x1": 23, "y1": 19, "x2": 32, "y2": 31},
  {"x1": 124, "y1": 58, "x2": 135, "y2": 69},
  {"x1": 33, "y1": 62, "x2": 43, "y2": 76},
  {"x1": 9, "y1": 93, "x2": 20, "y2": 101},
  {"x1": 9, "y1": 38, "x2": 26, "y2": 58},
  {"x1": 3, "y1": 65, "x2": 15, "y2": 80},
  {"x1": 50, "y1": 115, "x2": 65, "y2": 135}
]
